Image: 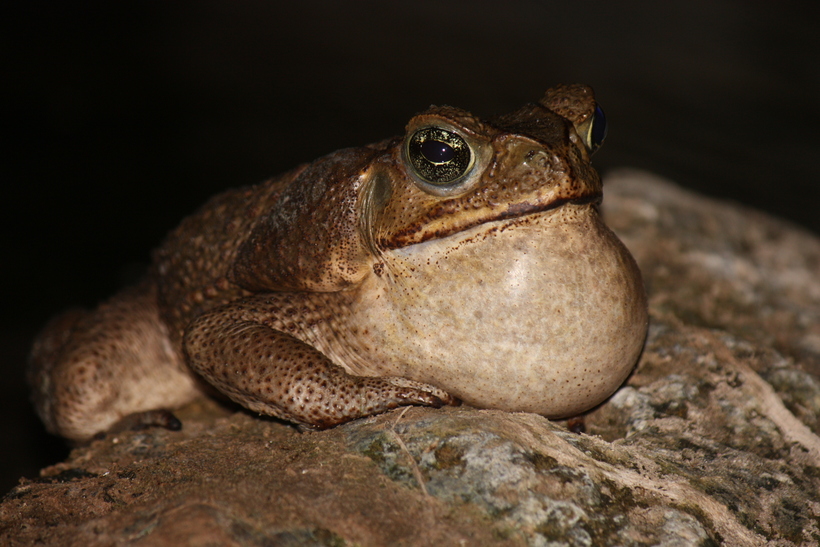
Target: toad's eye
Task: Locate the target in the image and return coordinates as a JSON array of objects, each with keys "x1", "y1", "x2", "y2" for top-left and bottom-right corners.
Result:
[
  {"x1": 587, "y1": 105, "x2": 607, "y2": 153},
  {"x1": 407, "y1": 127, "x2": 472, "y2": 185}
]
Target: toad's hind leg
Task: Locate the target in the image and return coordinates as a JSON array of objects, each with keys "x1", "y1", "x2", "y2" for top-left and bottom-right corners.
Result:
[
  {"x1": 28, "y1": 283, "x2": 202, "y2": 441},
  {"x1": 183, "y1": 303, "x2": 458, "y2": 429}
]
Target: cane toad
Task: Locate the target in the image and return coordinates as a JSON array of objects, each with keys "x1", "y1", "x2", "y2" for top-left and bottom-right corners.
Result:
[{"x1": 30, "y1": 84, "x2": 648, "y2": 441}]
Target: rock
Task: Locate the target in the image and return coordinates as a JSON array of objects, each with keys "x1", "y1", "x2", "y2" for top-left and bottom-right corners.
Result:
[{"x1": 2, "y1": 169, "x2": 819, "y2": 546}]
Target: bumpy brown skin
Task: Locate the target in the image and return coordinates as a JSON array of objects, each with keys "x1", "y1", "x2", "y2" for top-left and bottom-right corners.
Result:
[{"x1": 29, "y1": 85, "x2": 648, "y2": 441}]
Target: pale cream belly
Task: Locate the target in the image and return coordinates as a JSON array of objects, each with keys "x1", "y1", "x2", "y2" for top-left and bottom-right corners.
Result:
[{"x1": 326, "y1": 203, "x2": 647, "y2": 418}]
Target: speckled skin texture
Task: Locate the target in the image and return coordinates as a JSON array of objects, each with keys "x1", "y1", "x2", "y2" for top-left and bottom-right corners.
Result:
[{"x1": 29, "y1": 85, "x2": 648, "y2": 441}]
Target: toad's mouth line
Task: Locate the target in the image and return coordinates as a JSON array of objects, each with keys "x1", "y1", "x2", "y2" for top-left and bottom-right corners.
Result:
[
  {"x1": 379, "y1": 192, "x2": 602, "y2": 250},
  {"x1": 488, "y1": 192, "x2": 601, "y2": 227}
]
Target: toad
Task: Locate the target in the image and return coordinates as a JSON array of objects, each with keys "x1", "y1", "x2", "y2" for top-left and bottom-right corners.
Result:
[{"x1": 30, "y1": 84, "x2": 648, "y2": 441}]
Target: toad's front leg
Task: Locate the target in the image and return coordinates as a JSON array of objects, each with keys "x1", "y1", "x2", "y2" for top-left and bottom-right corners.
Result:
[{"x1": 183, "y1": 304, "x2": 457, "y2": 428}]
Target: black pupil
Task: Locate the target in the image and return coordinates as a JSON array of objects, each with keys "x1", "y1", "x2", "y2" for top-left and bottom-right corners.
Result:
[{"x1": 420, "y1": 140, "x2": 455, "y2": 163}]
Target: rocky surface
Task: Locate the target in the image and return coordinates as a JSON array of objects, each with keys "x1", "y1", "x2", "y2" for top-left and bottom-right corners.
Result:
[{"x1": 3, "y1": 169, "x2": 820, "y2": 546}]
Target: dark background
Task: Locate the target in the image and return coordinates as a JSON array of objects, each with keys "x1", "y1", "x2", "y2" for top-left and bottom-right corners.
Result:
[{"x1": 2, "y1": 1, "x2": 818, "y2": 494}]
